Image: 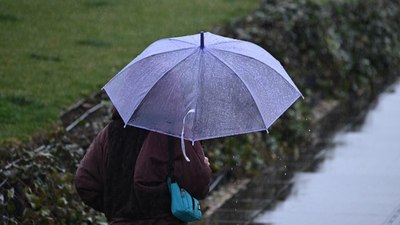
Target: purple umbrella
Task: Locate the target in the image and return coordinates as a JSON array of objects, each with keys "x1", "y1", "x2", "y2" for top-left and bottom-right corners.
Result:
[{"x1": 103, "y1": 32, "x2": 301, "y2": 145}]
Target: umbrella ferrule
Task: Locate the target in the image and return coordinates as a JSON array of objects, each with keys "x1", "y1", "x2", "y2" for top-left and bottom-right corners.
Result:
[{"x1": 200, "y1": 32, "x2": 204, "y2": 49}]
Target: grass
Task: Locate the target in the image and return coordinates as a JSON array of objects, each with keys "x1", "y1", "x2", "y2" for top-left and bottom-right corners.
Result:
[{"x1": 0, "y1": 0, "x2": 261, "y2": 143}]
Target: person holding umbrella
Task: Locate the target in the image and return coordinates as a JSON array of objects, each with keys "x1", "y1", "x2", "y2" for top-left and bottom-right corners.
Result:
[
  {"x1": 75, "y1": 31, "x2": 302, "y2": 224},
  {"x1": 74, "y1": 108, "x2": 212, "y2": 224}
]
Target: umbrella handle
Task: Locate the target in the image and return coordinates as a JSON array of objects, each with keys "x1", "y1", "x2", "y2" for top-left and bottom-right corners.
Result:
[{"x1": 181, "y1": 109, "x2": 195, "y2": 162}]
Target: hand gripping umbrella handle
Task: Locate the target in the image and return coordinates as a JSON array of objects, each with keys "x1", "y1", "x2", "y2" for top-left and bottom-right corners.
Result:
[{"x1": 181, "y1": 109, "x2": 195, "y2": 162}]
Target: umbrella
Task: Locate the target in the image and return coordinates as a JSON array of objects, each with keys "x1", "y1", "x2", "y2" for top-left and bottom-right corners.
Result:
[{"x1": 103, "y1": 32, "x2": 302, "y2": 145}]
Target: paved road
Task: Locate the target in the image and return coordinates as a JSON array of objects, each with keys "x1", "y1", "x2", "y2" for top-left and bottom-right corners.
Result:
[{"x1": 255, "y1": 81, "x2": 400, "y2": 225}]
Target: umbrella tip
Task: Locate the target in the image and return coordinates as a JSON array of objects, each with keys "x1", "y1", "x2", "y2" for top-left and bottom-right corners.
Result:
[{"x1": 200, "y1": 31, "x2": 204, "y2": 49}]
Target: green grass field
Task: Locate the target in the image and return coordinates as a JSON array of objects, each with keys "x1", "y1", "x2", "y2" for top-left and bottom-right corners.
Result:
[{"x1": 0, "y1": 0, "x2": 260, "y2": 143}]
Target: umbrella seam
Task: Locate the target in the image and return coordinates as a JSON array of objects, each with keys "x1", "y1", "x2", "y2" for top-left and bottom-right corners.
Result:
[
  {"x1": 207, "y1": 40, "x2": 242, "y2": 47},
  {"x1": 128, "y1": 48, "x2": 199, "y2": 123},
  {"x1": 103, "y1": 47, "x2": 195, "y2": 87},
  {"x1": 206, "y1": 50, "x2": 268, "y2": 130},
  {"x1": 132, "y1": 46, "x2": 195, "y2": 65},
  {"x1": 210, "y1": 48, "x2": 302, "y2": 96},
  {"x1": 191, "y1": 50, "x2": 206, "y2": 141}
]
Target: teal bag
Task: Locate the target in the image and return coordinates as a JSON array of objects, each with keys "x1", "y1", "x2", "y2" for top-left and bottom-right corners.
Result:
[
  {"x1": 166, "y1": 137, "x2": 202, "y2": 222},
  {"x1": 167, "y1": 177, "x2": 202, "y2": 222}
]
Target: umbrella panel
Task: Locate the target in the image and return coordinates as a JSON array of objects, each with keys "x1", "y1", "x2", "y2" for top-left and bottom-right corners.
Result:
[
  {"x1": 209, "y1": 48, "x2": 302, "y2": 130},
  {"x1": 104, "y1": 48, "x2": 196, "y2": 124}
]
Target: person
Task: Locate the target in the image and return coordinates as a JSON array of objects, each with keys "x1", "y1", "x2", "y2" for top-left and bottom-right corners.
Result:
[{"x1": 74, "y1": 109, "x2": 212, "y2": 224}]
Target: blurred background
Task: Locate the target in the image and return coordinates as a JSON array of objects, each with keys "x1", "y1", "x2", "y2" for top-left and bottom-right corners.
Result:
[{"x1": 1, "y1": 0, "x2": 399, "y2": 224}]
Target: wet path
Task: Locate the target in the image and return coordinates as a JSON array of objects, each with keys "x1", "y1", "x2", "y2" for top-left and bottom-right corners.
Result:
[{"x1": 254, "y1": 81, "x2": 400, "y2": 225}]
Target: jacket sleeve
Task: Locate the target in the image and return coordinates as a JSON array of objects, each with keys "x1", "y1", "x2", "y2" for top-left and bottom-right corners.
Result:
[
  {"x1": 175, "y1": 140, "x2": 212, "y2": 200},
  {"x1": 134, "y1": 133, "x2": 212, "y2": 200},
  {"x1": 74, "y1": 126, "x2": 108, "y2": 212}
]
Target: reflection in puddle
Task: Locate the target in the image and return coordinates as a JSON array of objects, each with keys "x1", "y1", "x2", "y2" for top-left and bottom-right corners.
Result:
[{"x1": 255, "y1": 82, "x2": 400, "y2": 225}]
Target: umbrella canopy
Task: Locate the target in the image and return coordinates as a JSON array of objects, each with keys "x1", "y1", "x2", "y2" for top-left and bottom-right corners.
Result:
[{"x1": 103, "y1": 32, "x2": 302, "y2": 142}]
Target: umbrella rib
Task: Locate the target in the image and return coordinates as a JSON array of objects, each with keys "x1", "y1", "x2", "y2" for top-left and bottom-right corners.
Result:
[
  {"x1": 126, "y1": 47, "x2": 194, "y2": 70},
  {"x1": 207, "y1": 50, "x2": 268, "y2": 130},
  {"x1": 210, "y1": 48, "x2": 302, "y2": 96},
  {"x1": 167, "y1": 38, "x2": 198, "y2": 46},
  {"x1": 207, "y1": 40, "x2": 242, "y2": 47}
]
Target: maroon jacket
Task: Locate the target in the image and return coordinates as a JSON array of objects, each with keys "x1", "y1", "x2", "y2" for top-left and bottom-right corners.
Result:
[{"x1": 75, "y1": 125, "x2": 212, "y2": 224}]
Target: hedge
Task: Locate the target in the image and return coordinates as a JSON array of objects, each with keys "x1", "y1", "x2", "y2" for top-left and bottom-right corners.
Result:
[{"x1": 208, "y1": 0, "x2": 400, "y2": 176}]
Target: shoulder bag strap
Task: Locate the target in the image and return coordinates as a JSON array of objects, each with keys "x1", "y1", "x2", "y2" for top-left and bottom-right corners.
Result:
[{"x1": 167, "y1": 136, "x2": 175, "y2": 181}]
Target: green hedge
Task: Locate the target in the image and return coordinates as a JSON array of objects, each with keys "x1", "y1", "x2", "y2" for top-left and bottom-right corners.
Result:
[
  {"x1": 221, "y1": 0, "x2": 400, "y2": 100},
  {"x1": 208, "y1": 0, "x2": 400, "y2": 175},
  {"x1": 0, "y1": 139, "x2": 106, "y2": 224}
]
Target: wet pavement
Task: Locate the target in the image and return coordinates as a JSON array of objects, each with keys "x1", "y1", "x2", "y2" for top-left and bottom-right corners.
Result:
[{"x1": 254, "y1": 81, "x2": 400, "y2": 225}]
